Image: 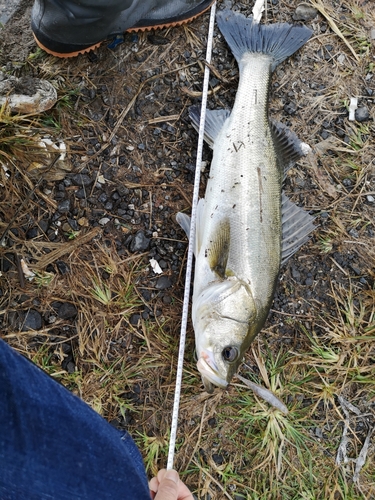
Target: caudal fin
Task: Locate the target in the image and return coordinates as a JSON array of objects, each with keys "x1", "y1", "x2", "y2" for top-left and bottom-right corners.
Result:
[{"x1": 216, "y1": 9, "x2": 312, "y2": 71}]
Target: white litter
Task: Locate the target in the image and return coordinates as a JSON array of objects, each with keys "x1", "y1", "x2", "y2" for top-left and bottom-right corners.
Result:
[
  {"x1": 20, "y1": 259, "x2": 35, "y2": 279},
  {"x1": 149, "y1": 258, "x2": 163, "y2": 274},
  {"x1": 348, "y1": 97, "x2": 358, "y2": 121}
]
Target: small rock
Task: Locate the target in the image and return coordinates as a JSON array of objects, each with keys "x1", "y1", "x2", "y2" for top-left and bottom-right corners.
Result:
[
  {"x1": 155, "y1": 276, "x2": 172, "y2": 290},
  {"x1": 129, "y1": 230, "x2": 150, "y2": 252},
  {"x1": 208, "y1": 418, "x2": 216, "y2": 427},
  {"x1": 57, "y1": 303, "x2": 78, "y2": 319},
  {"x1": 348, "y1": 228, "x2": 359, "y2": 238},
  {"x1": 350, "y1": 265, "x2": 361, "y2": 276},
  {"x1": 99, "y1": 217, "x2": 111, "y2": 226},
  {"x1": 305, "y1": 277, "x2": 313, "y2": 286},
  {"x1": 293, "y1": 3, "x2": 318, "y2": 21},
  {"x1": 78, "y1": 217, "x2": 89, "y2": 226},
  {"x1": 22, "y1": 309, "x2": 42, "y2": 331},
  {"x1": 66, "y1": 361, "x2": 76, "y2": 373},
  {"x1": 71, "y1": 173, "x2": 93, "y2": 187},
  {"x1": 366, "y1": 195, "x2": 374, "y2": 203},
  {"x1": 130, "y1": 314, "x2": 141, "y2": 325},
  {"x1": 57, "y1": 199, "x2": 71, "y2": 213},
  {"x1": 56, "y1": 260, "x2": 70, "y2": 274},
  {"x1": 98, "y1": 193, "x2": 108, "y2": 203},
  {"x1": 284, "y1": 101, "x2": 297, "y2": 115},
  {"x1": 0, "y1": 74, "x2": 57, "y2": 114},
  {"x1": 355, "y1": 106, "x2": 370, "y2": 122},
  {"x1": 291, "y1": 267, "x2": 301, "y2": 280},
  {"x1": 162, "y1": 295, "x2": 172, "y2": 304},
  {"x1": 1, "y1": 253, "x2": 14, "y2": 273},
  {"x1": 212, "y1": 453, "x2": 224, "y2": 465},
  {"x1": 315, "y1": 427, "x2": 323, "y2": 439},
  {"x1": 26, "y1": 227, "x2": 38, "y2": 239},
  {"x1": 39, "y1": 220, "x2": 49, "y2": 233},
  {"x1": 67, "y1": 219, "x2": 80, "y2": 231}
]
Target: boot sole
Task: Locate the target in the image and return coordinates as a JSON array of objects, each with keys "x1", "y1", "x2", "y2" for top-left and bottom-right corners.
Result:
[{"x1": 33, "y1": 0, "x2": 214, "y2": 58}]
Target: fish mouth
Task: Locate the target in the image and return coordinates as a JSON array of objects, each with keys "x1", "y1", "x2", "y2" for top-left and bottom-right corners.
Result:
[{"x1": 197, "y1": 356, "x2": 228, "y2": 392}]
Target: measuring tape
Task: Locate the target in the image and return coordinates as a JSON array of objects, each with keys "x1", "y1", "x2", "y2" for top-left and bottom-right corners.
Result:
[{"x1": 166, "y1": 1, "x2": 217, "y2": 471}]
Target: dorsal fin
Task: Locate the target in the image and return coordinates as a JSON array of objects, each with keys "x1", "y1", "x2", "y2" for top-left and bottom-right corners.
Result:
[
  {"x1": 270, "y1": 120, "x2": 311, "y2": 177},
  {"x1": 189, "y1": 106, "x2": 230, "y2": 148},
  {"x1": 281, "y1": 193, "x2": 316, "y2": 264}
]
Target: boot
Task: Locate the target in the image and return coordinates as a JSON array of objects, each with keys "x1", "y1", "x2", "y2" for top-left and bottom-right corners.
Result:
[{"x1": 31, "y1": 0, "x2": 214, "y2": 58}]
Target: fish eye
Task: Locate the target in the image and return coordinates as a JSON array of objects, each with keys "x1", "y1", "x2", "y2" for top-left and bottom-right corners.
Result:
[{"x1": 222, "y1": 346, "x2": 238, "y2": 363}]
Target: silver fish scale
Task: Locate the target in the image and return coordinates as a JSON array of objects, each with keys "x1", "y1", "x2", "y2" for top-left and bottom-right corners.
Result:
[{"x1": 195, "y1": 53, "x2": 281, "y2": 318}]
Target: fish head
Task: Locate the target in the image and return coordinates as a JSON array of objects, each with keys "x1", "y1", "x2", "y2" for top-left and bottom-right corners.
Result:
[{"x1": 193, "y1": 278, "x2": 259, "y2": 392}]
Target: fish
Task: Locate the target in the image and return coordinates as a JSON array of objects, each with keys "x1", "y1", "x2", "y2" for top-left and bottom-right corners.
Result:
[{"x1": 177, "y1": 9, "x2": 315, "y2": 393}]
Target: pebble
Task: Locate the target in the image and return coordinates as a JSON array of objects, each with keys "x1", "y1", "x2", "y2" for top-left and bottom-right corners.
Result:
[
  {"x1": 291, "y1": 267, "x2": 301, "y2": 279},
  {"x1": 284, "y1": 101, "x2": 297, "y2": 115},
  {"x1": 66, "y1": 361, "x2": 76, "y2": 373},
  {"x1": 129, "y1": 230, "x2": 150, "y2": 252},
  {"x1": 1, "y1": 253, "x2": 14, "y2": 272},
  {"x1": 293, "y1": 3, "x2": 318, "y2": 21},
  {"x1": 130, "y1": 313, "x2": 141, "y2": 325},
  {"x1": 162, "y1": 295, "x2": 172, "y2": 304},
  {"x1": 26, "y1": 227, "x2": 38, "y2": 239},
  {"x1": 39, "y1": 220, "x2": 49, "y2": 233},
  {"x1": 98, "y1": 193, "x2": 108, "y2": 203},
  {"x1": 56, "y1": 260, "x2": 70, "y2": 274},
  {"x1": 22, "y1": 309, "x2": 42, "y2": 331},
  {"x1": 57, "y1": 303, "x2": 78, "y2": 319},
  {"x1": 72, "y1": 173, "x2": 93, "y2": 187},
  {"x1": 315, "y1": 427, "x2": 324, "y2": 439},
  {"x1": 212, "y1": 453, "x2": 224, "y2": 465},
  {"x1": 348, "y1": 228, "x2": 359, "y2": 238},
  {"x1": 366, "y1": 195, "x2": 374, "y2": 203},
  {"x1": 208, "y1": 418, "x2": 216, "y2": 427},
  {"x1": 99, "y1": 217, "x2": 111, "y2": 225},
  {"x1": 355, "y1": 106, "x2": 370, "y2": 122},
  {"x1": 155, "y1": 276, "x2": 172, "y2": 290},
  {"x1": 57, "y1": 199, "x2": 70, "y2": 213}
]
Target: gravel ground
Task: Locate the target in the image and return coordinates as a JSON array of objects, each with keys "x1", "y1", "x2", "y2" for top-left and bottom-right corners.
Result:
[
  {"x1": 1, "y1": 0, "x2": 374, "y2": 497},
  {"x1": 0, "y1": 0, "x2": 23, "y2": 25}
]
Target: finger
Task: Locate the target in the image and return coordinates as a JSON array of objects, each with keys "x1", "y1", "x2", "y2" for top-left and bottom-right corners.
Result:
[
  {"x1": 149, "y1": 476, "x2": 159, "y2": 493},
  {"x1": 154, "y1": 469, "x2": 179, "y2": 500}
]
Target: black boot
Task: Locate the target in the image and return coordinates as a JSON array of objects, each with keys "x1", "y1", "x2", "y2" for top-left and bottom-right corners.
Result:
[{"x1": 31, "y1": 0, "x2": 214, "y2": 58}]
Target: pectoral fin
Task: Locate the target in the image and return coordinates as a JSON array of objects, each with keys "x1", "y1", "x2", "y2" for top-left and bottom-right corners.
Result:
[
  {"x1": 189, "y1": 106, "x2": 230, "y2": 148},
  {"x1": 281, "y1": 193, "x2": 316, "y2": 264},
  {"x1": 206, "y1": 218, "x2": 231, "y2": 279},
  {"x1": 176, "y1": 198, "x2": 206, "y2": 256}
]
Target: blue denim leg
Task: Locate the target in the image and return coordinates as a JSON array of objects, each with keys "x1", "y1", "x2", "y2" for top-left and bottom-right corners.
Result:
[{"x1": 0, "y1": 339, "x2": 151, "y2": 500}]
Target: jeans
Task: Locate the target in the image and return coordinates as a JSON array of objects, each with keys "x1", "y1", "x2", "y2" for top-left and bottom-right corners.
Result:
[{"x1": 0, "y1": 339, "x2": 151, "y2": 499}]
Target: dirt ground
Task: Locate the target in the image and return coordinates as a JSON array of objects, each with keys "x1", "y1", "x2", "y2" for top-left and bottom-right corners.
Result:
[{"x1": 0, "y1": 0, "x2": 374, "y2": 498}]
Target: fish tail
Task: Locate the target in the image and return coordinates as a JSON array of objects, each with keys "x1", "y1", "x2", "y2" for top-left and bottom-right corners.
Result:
[{"x1": 216, "y1": 9, "x2": 312, "y2": 71}]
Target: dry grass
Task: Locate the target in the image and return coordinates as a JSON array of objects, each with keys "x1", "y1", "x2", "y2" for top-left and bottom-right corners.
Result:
[{"x1": 1, "y1": 0, "x2": 375, "y2": 498}]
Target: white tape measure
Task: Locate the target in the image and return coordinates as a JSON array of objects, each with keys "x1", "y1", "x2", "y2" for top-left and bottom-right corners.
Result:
[{"x1": 166, "y1": 1, "x2": 217, "y2": 471}]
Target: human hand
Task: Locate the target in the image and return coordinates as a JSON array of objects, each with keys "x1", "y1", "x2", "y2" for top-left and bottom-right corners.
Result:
[{"x1": 149, "y1": 469, "x2": 194, "y2": 500}]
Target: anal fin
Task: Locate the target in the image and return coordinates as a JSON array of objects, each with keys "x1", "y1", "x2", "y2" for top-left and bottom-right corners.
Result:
[{"x1": 281, "y1": 193, "x2": 316, "y2": 264}]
